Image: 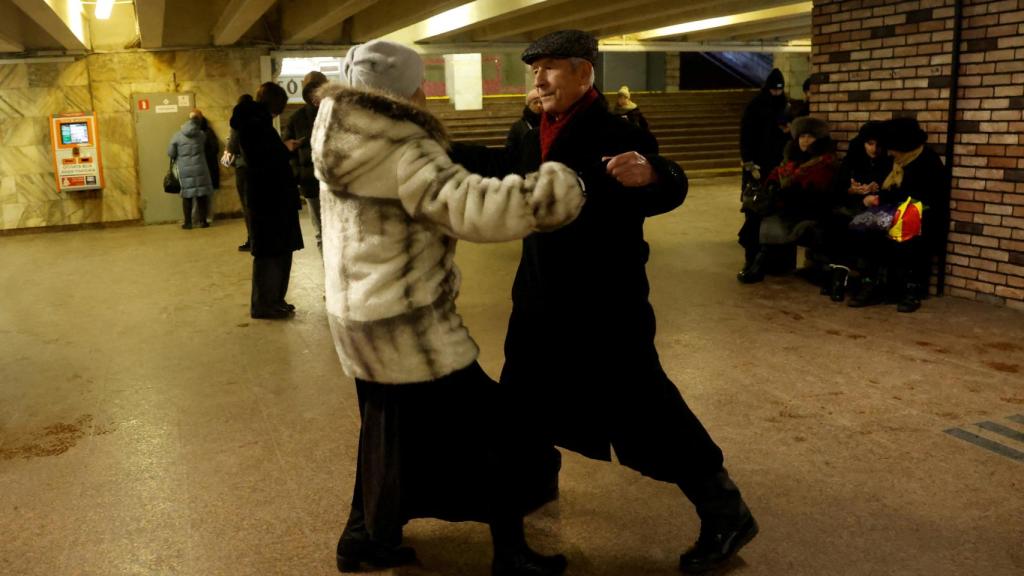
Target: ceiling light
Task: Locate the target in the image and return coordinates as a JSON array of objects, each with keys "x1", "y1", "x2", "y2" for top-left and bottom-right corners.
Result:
[
  {"x1": 633, "y1": 2, "x2": 813, "y2": 40},
  {"x1": 95, "y1": 0, "x2": 115, "y2": 20}
]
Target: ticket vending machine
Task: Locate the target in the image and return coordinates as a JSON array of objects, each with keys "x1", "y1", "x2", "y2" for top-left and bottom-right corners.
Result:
[{"x1": 50, "y1": 113, "x2": 104, "y2": 192}]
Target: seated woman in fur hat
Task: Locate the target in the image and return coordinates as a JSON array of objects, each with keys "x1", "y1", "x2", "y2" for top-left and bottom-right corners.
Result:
[
  {"x1": 847, "y1": 117, "x2": 949, "y2": 313},
  {"x1": 311, "y1": 39, "x2": 584, "y2": 576},
  {"x1": 739, "y1": 116, "x2": 840, "y2": 284}
]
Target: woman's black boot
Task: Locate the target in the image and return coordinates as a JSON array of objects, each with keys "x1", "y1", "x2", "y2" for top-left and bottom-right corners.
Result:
[
  {"x1": 737, "y1": 250, "x2": 766, "y2": 284},
  {"x1": 336, "y1": 510, "x2": 416, "y2": 573},
  {"x1": 828, "y1": 265, "x2": 850, "y2": 302},
  {"x1": 848, "y1": 276, "x2": 884, "y2": 308},
  {"x1": 897, "y1": 283, "x2": 922, "y2": 313},
  {"x1": 491, "y1": 519, "x2": 567, "y2": 576}
]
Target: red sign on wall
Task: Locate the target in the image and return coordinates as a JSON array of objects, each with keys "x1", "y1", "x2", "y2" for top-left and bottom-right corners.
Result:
[{"x1": 138, "y1": 99, "x2": 150, "y2": 111}]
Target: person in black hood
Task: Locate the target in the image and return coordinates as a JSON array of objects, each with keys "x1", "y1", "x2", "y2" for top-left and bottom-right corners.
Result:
[
  {"x1": 230, "y1": 82, "x2": 304, "y2": 319},
  {"x1": 505, "y1": 88, "x2": 543, "y2": 169},
  {"x1": 847, "y1": 117, "x2": 949, "y2": 313},
  {"x1": 737, "y1": 68, "x2": 792, "y2": 281},
  {"x1": 819, "y1": 121, "x2": 894, "y2": 301},
  {"x1": 284, "y1": 71, "x2": 329, "y2": 252}
]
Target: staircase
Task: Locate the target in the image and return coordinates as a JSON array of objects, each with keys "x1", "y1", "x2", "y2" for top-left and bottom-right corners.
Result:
[{"x1": 428, "y1": 89, "x2": 756, "y2": 178}]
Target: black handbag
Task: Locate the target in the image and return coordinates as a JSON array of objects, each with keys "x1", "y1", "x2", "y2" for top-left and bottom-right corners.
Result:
[
  {"x1": 741, "y1": 179, "x2": 778, "y2": 216},
  {"x1": 163, "y1": 159, "x2": 181, "y2": 194}
]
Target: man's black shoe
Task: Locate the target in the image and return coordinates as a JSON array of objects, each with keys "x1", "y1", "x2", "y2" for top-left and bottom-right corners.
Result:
[
  {"x1": 337, "y1": 539, "x2": 417, "y2": 572},
  {"x1": 250, "y1": 307, "x2": 293, "y2": 320},
  {"x1": 848, "y1": 278, "x2": 884, "y2": 308},
  {"x1": 679, "y1": 513, "x2": 759, "y2": 574},
  {"x1": 493, "y1": 548, "x2": 567, "y2": 576},
  {"x1": 238, "y1": 241, "x2": 251, "y2": 252}
]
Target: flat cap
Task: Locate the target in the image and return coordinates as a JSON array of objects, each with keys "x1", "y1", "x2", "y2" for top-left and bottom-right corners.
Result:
[{"x1": 521, "y1": 29, "x2": 598, "y2": 64}]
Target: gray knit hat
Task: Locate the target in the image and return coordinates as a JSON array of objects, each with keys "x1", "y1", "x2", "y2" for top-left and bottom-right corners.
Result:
[
  {"x1": 791, "y1": 116, "x2": 830, "y2": 140},
  {"x1": 342, "y1": 40, "x2": 423, "y2": 98},
  {"x1": 521, "y1": 29, "x2": 598, "y2": 64}
]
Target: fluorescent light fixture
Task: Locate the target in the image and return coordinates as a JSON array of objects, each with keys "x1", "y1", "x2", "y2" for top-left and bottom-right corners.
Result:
[
  {"x1": 634, "y1": 1, "x2": 813, "y2": 40},
  {"x1": 95, "y1": 0, "x2": 115, "y2": 20},
  {"x1": 384, "y1": 0, "x2": 550, "y2": 43}
]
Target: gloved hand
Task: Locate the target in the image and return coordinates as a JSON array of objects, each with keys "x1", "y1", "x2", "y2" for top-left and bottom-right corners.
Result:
[{"x1": 742, "y1": 161, "x2": 761, "y2": 181}]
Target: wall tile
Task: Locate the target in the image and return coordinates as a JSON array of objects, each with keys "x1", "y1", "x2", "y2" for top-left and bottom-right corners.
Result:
[
  {"x1": 91, "y1": 82, "x2": 131, "y2": 113},
  {"x1": 2, "y1": 203, "x2": 25, "y2": 229},
  {"x1": 0, "y1": 176, "x2": 15, "y2": 204},
  {"x1": 1, "y1": 146, "x2": 51, "y2": 177},
  {"x1": 15, "y1": 173, "x2": 59, "y2": 204},
  {"x1": 0, "y1": 89, "x2": 26, "y2": 120},
  {"x1": 27, "y1": 63, "x2": 62, "y2": 88},
  {"x1": 57, "y1": 60, "x2": 89, "y2": 87},
  {"x1": 0, "y1": 64, "x2": 28, "y2": 89},
  {"x1": 63, "y1": 86, "x2": 94, "y2": 113},
  {"x1": 1, "y1": 117, "x2": 47, "y2": 147}
]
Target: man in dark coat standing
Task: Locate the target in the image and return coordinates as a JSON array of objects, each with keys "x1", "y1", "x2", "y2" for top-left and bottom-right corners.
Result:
[
  {"x1": 454, "y1": 30, "x2": 758, "y2": 575},
  {"x1": 231, "y1": 82, "x2": 304, "y2": 319},
  {"x1": 738, "y1": 68, "x2": 791, "y2": 282},
  {"x1": 284, "y1": 71, "x2": 329, "y2": 252},
  {"x1": 504, "y1": 88, "x2": 542, "y2": 170}
]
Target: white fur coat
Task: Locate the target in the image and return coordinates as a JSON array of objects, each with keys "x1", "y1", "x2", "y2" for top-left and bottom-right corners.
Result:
[{"x1": 311, "y1": 86, "x2": 584, "y2": 384}]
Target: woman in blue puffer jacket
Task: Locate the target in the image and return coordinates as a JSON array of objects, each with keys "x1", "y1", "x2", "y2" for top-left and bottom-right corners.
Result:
[{"x1": 168, "y1": 112, "x2": 214, "y2": 229}]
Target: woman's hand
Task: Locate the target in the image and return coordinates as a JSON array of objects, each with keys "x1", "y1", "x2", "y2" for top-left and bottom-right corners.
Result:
[{"x1": 863, "y1": 194, "x2": 880, "y2": 207}]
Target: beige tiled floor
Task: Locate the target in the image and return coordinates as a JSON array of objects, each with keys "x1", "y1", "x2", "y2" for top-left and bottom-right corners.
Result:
[{"x1": 1, "y1": 178, "x2": 1022, "y2": 575}]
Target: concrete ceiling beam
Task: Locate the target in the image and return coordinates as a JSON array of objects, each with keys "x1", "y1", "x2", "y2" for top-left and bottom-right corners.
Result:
[
  {"x1": 281, "y1": 0, "x2": 379, "y2": 45},
  {"x1": 348, "y1": 0, "x2": 468, "y2": 43},
  {"x1": 212, "y1": 0, "x2": 277, "y2": 46},
  {"x1": 10, "y1": 0, "x2": 88, "y2": 50},
  {"x1": 472, "y1": 0, "x2": 659, "y2": 42},
  {"x1": 406, "y1": 0, "x2": 573, "y2": 44},
  {"x1": 136, "y1": 0, "x2": 166, "y2": 49}
]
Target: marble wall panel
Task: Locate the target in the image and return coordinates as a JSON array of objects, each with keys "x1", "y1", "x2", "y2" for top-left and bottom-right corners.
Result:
[
  {"x1": 63, "y1": 196, "x2": 103, "y2": 224},
  {"x1": 0, "y1": 175, "x2": 15, "y2": 204},
  {"x1": 0, "y1": 89, "x2": 27, "y2": 119},
  {"x1": 91, "y1": 82, "x2": 131, "y2": 113},
  {"x1": 57, "y1": 60, "x2": 89, "y2": 87},
  {"x1": 97, "y1": 113, "x2": 136, "y2": 168},
  {"x1": 1, "y1": 117, "x2": 47, "y2": 147},
  {"x1": 28, "y1": 63, "x2": 62, "y2": 88},
  {"x1": 170, "y1": 51, "x2": 208, "y2": 81},
  {"x1": 15, "y1": 173, "x2": 59, "y2": 204},
  {"x1": 2, "y1": 203, "x2": 25, "y2": 228},
  {"x1": 1, "y1": 146, "x2": 52, "y2": 178},
  {"x1": 102, "y1": 166, "x2": 139, "y2": 199},
  {"x1": 100, "y1": 186, "x2": 139, "y2": 222},
  {"x1": 0, "y1": 64, "x2": 28, "y2": 89},
  {"x1": 62, "y1": 86, "x2": 94, "y2": 113}
]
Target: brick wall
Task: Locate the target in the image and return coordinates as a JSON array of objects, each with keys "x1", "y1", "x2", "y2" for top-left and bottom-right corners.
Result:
[{"x1": 811, "y1": 0, "x2": 1024, "y2": 310}]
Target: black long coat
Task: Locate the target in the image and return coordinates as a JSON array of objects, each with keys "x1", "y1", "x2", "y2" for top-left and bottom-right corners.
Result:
[
  {"x1": 740, "y1": 88, "x2": 789, "y2": 172},
  {"x1": 457, "y1": 97, "x2": 704, "y2": 478},
  {"x1": 230, "y1": 100, "x2": 303, "y2": 258}
]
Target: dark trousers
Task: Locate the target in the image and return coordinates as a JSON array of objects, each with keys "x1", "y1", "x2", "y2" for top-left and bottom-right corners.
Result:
[
  {"x1": 182, "y1": 196, "x2": 209, "y2": 226},
  {"x1": 250, "y1": 253, "x2": 292, "y2": 313},
  {"x1": 235, "y1": 166, "x2": 251, "y2": 242}
]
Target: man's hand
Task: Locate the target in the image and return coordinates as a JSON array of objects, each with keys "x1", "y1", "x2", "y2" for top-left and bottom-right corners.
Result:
[
  {"x1": 863, "y1": 194, "x2": 880, "y2": 207},
  {"x1": 603, "y1": 151, "x2": 657, "y2": 187},
  {"x1": 284, "y1": 138, "x2": 302, "y2": 152}
]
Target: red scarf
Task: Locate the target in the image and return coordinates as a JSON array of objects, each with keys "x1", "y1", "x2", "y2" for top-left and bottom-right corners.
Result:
[{"x1": 539, "y1": 88, "x2": 600, "y2": 161}]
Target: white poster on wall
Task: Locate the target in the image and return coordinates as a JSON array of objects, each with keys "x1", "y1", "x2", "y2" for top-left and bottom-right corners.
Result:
[{"x1": 445, "y1": 53, "x2": 483, "y2": 111}]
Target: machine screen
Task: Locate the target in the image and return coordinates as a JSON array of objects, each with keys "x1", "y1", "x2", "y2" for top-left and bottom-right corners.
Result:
[{"x1": 60, "y1": 122, "x2": 90, "y2": 145}]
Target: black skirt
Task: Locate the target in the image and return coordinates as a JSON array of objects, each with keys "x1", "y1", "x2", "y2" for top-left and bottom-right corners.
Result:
[{"x1": 353, "y1": 362, "x2": 560, "y2": 537}]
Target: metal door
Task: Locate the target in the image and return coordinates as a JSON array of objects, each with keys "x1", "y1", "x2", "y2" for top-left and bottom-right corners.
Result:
[{"x1": 133, "y1": 93, "x2": 195, "y2": 224}]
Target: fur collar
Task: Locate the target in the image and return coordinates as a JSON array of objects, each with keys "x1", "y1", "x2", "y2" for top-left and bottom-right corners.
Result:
[{"x1": 317, "y1": 84, "x2": 449, "y2": 145}]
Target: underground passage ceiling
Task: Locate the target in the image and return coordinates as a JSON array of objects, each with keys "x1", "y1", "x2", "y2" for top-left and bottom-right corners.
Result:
[{"x1": 0, "y1": 0, "x2": 810, "y2": 56}]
